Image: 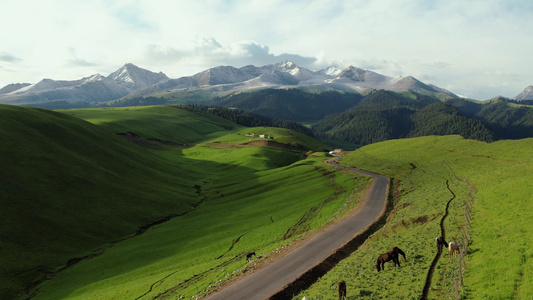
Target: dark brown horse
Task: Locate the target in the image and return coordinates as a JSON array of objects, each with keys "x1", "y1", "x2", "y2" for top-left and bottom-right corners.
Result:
[
  {"x1": 337, "y1": 280, "x2": 346, "y2": 300},
  {"x1": 376, "y1": 247, "x2": 406, "y2": 271},
  {"x1": 245, "y1": 252, "x2": 256, "y2": 261},
  {"x1": 435, "y1": 236, "x2": 448, "y2": 254}
]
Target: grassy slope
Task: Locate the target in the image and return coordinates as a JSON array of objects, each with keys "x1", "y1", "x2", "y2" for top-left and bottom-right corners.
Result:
[
  {"x1": 292, "y1": 136, "x2": 532, "y2": 299},
  {"x1": 2, "y1": 104, "x2": 370, "y2": 299},
  {"x1": 0, "y1": 105, "x2": 233, "y2": 298},
  {"x1": 60, "y1": 105, "x2": 240, "y2": 144}
]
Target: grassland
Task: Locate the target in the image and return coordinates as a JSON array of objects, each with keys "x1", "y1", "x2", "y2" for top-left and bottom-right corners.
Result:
[
  {"x1": 4, "y1": 103, "x2": 531, "y2": 299},
  {"x1": 1, "y1": 104, "x2": 370, "y2": 299},
  {"x1": 292, "y1": 135, "x2": 532, "y2": 299}
]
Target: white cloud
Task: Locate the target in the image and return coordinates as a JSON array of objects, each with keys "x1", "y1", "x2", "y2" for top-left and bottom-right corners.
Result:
[
  {"x1": 0, "y1": 52, "x2": 22, "y2": 63},
  {"x1": 141, "y1": 38, "x2": 317, "y2": 77},
  {"x1": 0, "y1": 0, "x2": 532, "y2": 99}
]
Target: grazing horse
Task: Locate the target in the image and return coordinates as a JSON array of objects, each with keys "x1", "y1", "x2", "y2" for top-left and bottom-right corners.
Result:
[
  {"x1": 245, "y1": 252, "x2": 256, "y2": 261},
  {"x1": 376, "y1": 246, "x2": 406, "y2": 271},
  {"x1": 337, "y1": 280, "x2": 347, "y2": 300},
  {"x1": 435, "y1": 237, "x2": 448, "y2": 253},
  {"x1": 448, "y1": 241, "x2": 459, "y2": 258}
]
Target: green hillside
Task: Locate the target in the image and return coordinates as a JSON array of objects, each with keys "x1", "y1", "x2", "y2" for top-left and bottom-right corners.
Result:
[
  {"x1": 60, "y1": 105, "x2": 241, "y2": 144},
  {"x1": 214, "y1": 88, "x2": 362, "y2": 123},
  {"x1": 191, "y1": 88, "x2": 532, "y2": 149},
  {"x1": 4, "y1": 103, "x2": 531, "y2": 299},
  {"x1": 0, "y1": 104, "x2": 210, "y2": 298},
  {"x1": 312, "y1": 91, "x2": 497, "y2": 147},
  {"x1": 293, "y1": 136, "x2": 533, "y2": 299},
  {"x1": 1, "y1": 104, "x2": 361, "y2": 299}
]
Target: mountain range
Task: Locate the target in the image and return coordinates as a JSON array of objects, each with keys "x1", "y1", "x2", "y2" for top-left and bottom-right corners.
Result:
[{"x1": 1, "y1": 61, "x2": 532, "y2": 106}]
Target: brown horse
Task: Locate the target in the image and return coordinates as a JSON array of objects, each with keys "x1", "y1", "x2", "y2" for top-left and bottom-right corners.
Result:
[
  {"x1": 376, "y1": 247, "x2": 406, "y2": 271},
  {"x1": 245, "y1": 252, "x2": 256, "y2": 261},
  {"x1": 337, "y1": 280, "x2": 346, "y2": 300}
]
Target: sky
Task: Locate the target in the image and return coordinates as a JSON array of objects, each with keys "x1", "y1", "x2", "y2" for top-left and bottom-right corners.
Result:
[{"x1": 1, "y1": 0, "x2": 532, "y2": 100}]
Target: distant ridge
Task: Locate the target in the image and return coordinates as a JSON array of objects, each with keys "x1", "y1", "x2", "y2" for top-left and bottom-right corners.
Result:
[
  {"x1": 0, "y1": 83, "x2": 31, "y2": 95},
  {"x1": 0, "y1": 64, "x2": 169, "y2": 105},
  {"x1": 0, "y1": 61, "x2": 459, "y2": 106},
  {"x1": 514, "y1": 85, "x2": 533, "y2": 101}
]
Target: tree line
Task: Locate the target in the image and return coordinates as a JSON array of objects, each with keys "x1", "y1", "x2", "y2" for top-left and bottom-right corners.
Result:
[{"x1": 186, "y1": 104, "x2": 315, "y2": 137}]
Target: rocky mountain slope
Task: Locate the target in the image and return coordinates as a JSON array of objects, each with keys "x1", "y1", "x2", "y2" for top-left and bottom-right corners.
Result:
[{"x1": 1, "y1": 61, "x2": 505, "y2": 106}]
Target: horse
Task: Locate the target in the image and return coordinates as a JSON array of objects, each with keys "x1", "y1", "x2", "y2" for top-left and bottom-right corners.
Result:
[
  {"x1": 376, "y1": 246, "x2": 406, "y2": 271},
  {"x1": 448, "y1": 241, "x2": 459, "y2": 258},
  {"x1": 337, "y1": 280, "x2": 347, "y2": 300},
  {"x1": 245, "y1": 252, "x2": 256, "y2": 261},
  {"x1": 435, "y1": 237, "x2": 448, "y2": 253}
]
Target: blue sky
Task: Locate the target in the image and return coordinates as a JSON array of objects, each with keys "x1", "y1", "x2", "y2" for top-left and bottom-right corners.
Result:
[{"x1": 1, "y1": 0, "x2": 532, "y2": 99}]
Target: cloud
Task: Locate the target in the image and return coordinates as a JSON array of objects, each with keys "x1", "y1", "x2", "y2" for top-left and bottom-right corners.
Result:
[
  {"x1": 0, "y1": 0, "x2": 532, "y2": 99},
  {"x1": 112, "y1": 3, "x2": 155, "y2": 31},
  {"x1": 0, "y1": 52, "x2": 22, "y2": 63},
  {"x1": 67, "y1": 48, "x2": 98, "y2": 67},
  {"x1": 142, "y1": 38, "x2": 318, "y2": 74}
]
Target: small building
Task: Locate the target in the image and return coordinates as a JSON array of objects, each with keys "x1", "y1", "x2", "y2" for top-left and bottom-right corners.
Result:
[
  {"x1": 259, "y1": 134, "x2": 271, "y2": 139},
  {"x1": 329, "y1": 149, "x2": 343, "y2": 155}
]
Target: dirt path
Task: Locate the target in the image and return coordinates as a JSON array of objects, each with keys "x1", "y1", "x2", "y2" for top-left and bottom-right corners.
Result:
[
  {"x1": 203, "y1": 155, "x2": 390, "y2": 300},
  {"x1": 420, "y1": 179, "x2": 456, "y2": 300}
]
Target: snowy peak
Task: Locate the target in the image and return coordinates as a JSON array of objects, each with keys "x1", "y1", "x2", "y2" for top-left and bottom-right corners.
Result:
[
  {"x1": 274, "y1": 61, "x2": 300, "y2": 75},
  {"x1": 321, "y1": 65, "x2": 343, "y2": 77},
  {"x1": 85, "y1": 74, "x2": 105, "y2": 83},
  {"x1": 193, "y1": 65, "x2": 260, "y2": 86},
  {"x1": 264, "y1": 60, "x2": 315, "y2": 81},
  {"x1": 107, "y1": 63, "x2": 169, "y2": 88},
  {"x1": 514, "y1": 85, "x2": 533, "y2": 101},
  {"x1": 336, "y1": 66, "x2": 368, "y2": 82},
  {"x1": 0, "y1": 61, "x2": 457, "y2": 106},
  {"x1": 0, "y1": 83, "x2": 31, "y2": 95},
  {"x1": 334, "y1": 66, "x2": 389, "y2": 85}
]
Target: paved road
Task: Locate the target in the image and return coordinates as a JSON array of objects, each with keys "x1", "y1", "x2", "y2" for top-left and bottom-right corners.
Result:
[{"x1": 204, "y1": 155, "x2": 389, "y2": 300}]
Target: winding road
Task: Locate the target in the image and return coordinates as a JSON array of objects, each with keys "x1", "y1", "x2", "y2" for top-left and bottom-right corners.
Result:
[{"x1": 203, "y1": 155, "x2": 389, "y2": 300}]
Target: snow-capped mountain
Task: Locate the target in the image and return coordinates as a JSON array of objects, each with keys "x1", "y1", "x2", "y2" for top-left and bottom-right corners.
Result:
[
  {"x1": 514, "y1": 85, "x2": 533, "y2": 101},
  {"x1": 107, "y1": 63, "x2": 169, "y2": 88},
  {"x1": 0, "y1": 64, "x2": 169, "y2": 105},
  {"x1": 0, "y1": 83, "x2": 31, "y2": 95},
  {"x1": 130, "y1": 61, "x2": 457, "y2": 99},
  {"x1": 0, "y1": 61, "x2": 457, "y2": 106},
  {"x1": 192, "y1": 65, "x2": 261, "y2": 86}
]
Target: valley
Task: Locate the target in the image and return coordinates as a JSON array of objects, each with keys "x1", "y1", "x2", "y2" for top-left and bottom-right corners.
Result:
[
  {"x1": 1, "y1": 100, "x2": 531, "y2": 299},
  {"x1": 0, "y1": 105, "x2": 367, "y2": 299}
]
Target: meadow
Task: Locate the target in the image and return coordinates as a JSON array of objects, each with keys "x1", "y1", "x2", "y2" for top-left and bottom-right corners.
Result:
[
  {"x1": 3, "y1": 103, "x2": 531, "y2": 299},
  {"x1": 1, "y1": 105, "x2": 370, "y2": 299},
  {"x1": 292, "y1": 136, "x2": 532, "y2": 299}
]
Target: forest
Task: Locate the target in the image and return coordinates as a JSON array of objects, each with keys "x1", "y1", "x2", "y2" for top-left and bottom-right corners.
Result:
[{"x1": 210, "y1": 88, "x2": 533, "y2": 148}]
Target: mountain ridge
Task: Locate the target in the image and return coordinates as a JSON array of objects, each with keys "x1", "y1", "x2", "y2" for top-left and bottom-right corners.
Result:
[
  {"x1": 515, "y1": 85, "x2": 533, "y2": 101},
  {"x1": 0, "y1": 61, "x2": 460, "y2": 106}
]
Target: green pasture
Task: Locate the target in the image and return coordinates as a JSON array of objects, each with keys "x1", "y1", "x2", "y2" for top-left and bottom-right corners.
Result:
[
  {"x1": 30, "y1": 141, "x2": 370, "y2": 299},
  {"x1": 293, "y1": 136, "x2": 532, "y2": 299},
  {"x1": 0, "y1": 105, "x2": 205, "y2": 298},
  {"x1": 60, "y1": 105, "x2": 240, "y2": 144},
  {"x1": 1, "y1": 104, "x2": 371, "y2": 299},
  {"x1": 4, "y1": 102, "x2": 531, "y2": 299}
]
